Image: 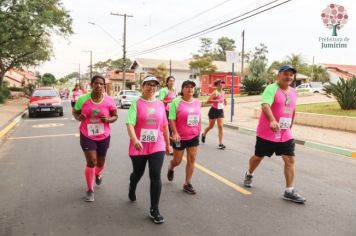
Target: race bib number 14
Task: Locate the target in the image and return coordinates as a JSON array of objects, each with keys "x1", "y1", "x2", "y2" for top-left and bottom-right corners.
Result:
[{"x1": 87, "y1": 123, "x2": 104, "y2": 136}]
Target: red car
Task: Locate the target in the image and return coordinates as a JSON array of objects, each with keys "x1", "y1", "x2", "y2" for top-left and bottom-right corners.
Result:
[{"x1": 28, "y1": 87, "x2": 64, "y2": 118}]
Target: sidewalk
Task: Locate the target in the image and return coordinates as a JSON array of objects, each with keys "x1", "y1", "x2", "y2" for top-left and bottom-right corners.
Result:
[
  {"x1": 202, "y1": 94, "x2": 356, "y2": 151},
  {"x1": 0, "y1": 98, "x2": 28, "y2": 135}
]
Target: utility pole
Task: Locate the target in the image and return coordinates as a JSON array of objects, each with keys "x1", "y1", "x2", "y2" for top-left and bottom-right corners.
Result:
[
  {"x1": 83, "y1": 50, "x2": 93, "y2": 80},
  {"x1": 78, "y1": 64, "x2": 81, "y2": 84},
  {"x1": 240, "y1": 30, "x2": 245, "y2": 81},
  {"x1": 311, "y1": 56, "x2": 315, "y2": 81},
  {"x1": 111, "y1": 12, "x2": 133, "y2": 90},
  {"x1": 169, "y1": 59, "x2": 172, "y2": 76}
]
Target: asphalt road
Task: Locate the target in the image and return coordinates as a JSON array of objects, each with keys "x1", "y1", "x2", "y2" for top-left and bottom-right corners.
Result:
[{"x1": 0, "y1": 101, "x2": 355, "y2": 236}]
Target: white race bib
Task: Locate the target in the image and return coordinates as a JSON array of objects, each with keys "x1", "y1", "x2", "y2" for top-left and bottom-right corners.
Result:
[
  {"x1": 187, "y1": 114, "x2": 200, "y2": 126},
  {"x1": 87, "y1": 123, "x2": 105, "y2": 136},
  {"x1": 279, "y1": 117, "x2": 292, "y2": 129},
  {"x1": 140, "y1": 129, "x2": 158, "y2": 142},
  {"x1": 218, "y1": 102, "x2": 224, "y2": 109}
]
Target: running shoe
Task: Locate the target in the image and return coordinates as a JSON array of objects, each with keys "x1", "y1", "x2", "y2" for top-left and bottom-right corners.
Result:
[
  {"x1": 283, "y1": 190, "x2": 306, "y2": 204},
  {"x1": 128, "y1": 183, "x2": 136, "y2": 202},
  {"x1": 201, "y1": 133, "x2": 206, "y2": 143},
  {"x1": 149, "y1": 208, "x2": 165, "y2": 224},
  {"x1": 218, "y1": 144, "x2": 226, "y2": 150},
  {"x1": 95, "y1": 175, "x2": 102, "y2": 185},
  {"x1": 243, "y1": 172, "x2": 253, "y2": 188},
  {"x1": 183, "y1": 183, "x2": 197, "y2": 194},
  {"x1": 167, "y1": 168, "x2": 174, "y2": 181},
  {"x1": 84, "y1": 190, "x2": 95, "y2": 202}
]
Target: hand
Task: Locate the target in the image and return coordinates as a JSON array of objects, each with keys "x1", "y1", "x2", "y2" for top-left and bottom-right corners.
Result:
[
  {"x1": 101, "y1": 116, "x2": 110, "y2": 123},
  {"x1": 223, "y1": 100, "x2": 227, "y2": 106},
  {"x1": 78, "y1": 114, "x2": 85, "y2": 121},
  {"x1": 165, "y1": 145, "x2": 170, "y2": 155},
  {"x1": 172, "y1": 132, "x2": 180, "y2": 143},
  {"x1": 133, "y1": 139, "x2": 143, "y2": 151},
  {"x1": 269, "y1": 120, "x2": 280, "y2": 132}
]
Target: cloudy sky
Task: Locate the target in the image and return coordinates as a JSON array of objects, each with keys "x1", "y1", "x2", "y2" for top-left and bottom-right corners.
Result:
[{"x1": 37, "y1": 0, "x2": 355, "y2": 78}]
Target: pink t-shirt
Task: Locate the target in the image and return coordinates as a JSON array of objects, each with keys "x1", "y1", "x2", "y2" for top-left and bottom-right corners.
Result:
[
  {"x1": 75, "y1": 93, "x2": 117, "y2": 141},
  {"x1": 169, "y1": 97, "x2": 201, "y2": 141},
  {"x1": 212, "y1": 90, "x2": 225, "y2": 109},
  {"x1": 256, "y1": 83, "x2": 297, "y2": 142},
  {"x1": 164, "y1": 91, "x2": 177, "y2": 111},
  {"x1": 72, "y1": 89, "x2": 83, "y2": 102},
  {"x1": 126, "y1": 98, "x2": 168, "y2": 156}
]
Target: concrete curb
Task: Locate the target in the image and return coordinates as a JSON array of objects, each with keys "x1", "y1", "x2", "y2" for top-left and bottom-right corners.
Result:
[
  {"x1": 0, "y1": 110, "x2": 27, "y2": 138},
  {"x1": 201, "y1": 119, "x2": 356, "y2": 158}
]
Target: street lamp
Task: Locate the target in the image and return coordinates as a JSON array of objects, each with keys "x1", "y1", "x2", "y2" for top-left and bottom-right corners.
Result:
[{"x1": 88, "y1": 22, "x2": 121, "y2": 45}]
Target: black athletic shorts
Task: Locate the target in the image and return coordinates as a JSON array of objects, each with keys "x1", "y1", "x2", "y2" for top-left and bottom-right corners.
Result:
[
  {"x1": 208, "y1": 107, "x2": 224, "y2": 119},
  {"x1": 71, "y1": 101, "x2": 76, "y2": 108},
  {"x1": 255, "y1": 137, "x2": 295, "y2": 157},
  {"x1": 172, "y1": 135, "x2": 200, "y2": 151},
  {"x1": 80, "y1": 133, "x2": 111, "y2": 157}
]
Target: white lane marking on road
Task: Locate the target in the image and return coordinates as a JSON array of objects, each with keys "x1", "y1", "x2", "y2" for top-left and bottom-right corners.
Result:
[
  {"x1": 183, "y1": 156, "x2": 252, "y2": 195},
  {"x1": 32, "y1": 123, "x2": 64, "y2": 128},
  {"x1": 24, "y1": 118, "x2": 69, "y2": 122},
  {"x1": 8, "y1": 133, "x2": 79, "y2": 140}
]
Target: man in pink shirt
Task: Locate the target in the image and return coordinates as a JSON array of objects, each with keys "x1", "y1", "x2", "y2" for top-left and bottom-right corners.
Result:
[{"x1": 243, "y1": 65, "x2": 306, "y2": 204}]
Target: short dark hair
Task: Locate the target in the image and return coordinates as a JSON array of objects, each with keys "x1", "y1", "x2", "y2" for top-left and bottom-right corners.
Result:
[{"x1": 91, "y1": 75, "x2": 105, "y2": 85}]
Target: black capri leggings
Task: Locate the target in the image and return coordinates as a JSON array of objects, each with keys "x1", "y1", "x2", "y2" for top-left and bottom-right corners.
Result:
[{"x1": 129, "y1": 151, "x2": 165, "y2": 210}]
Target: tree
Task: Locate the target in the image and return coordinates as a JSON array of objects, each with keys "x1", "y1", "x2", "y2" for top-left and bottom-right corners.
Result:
[
  {"x1": 0, "y1": 0, "x2": 73, "y2": 89},
  {"x1": 153, "y1": 64, "x2": 168, "y2": 85},
  {"x1": 252, "y1": 43, "x2": 269, "y2": 63},
  {"x1": 307, "y1": 65, "x2": 330, "y2": 83},
  {"x1": 41, "y1": 73, "x2": 56, "y2": 86},
  {"x1": 198, "y1": 37, "x2": 214, "y2": 56},
  {"x1": 58, "y1": 72, "x2": 79, "y2": 84},
  {"x1": 93, "y1": 58, "x2": 132, "y2": 74},
  {"x1": 214, "y1": 37, "x2": 236, "y2": 61},
  {"x1": 321, "y1": 4, "x2": 348, "y2": 36},
  {"x1": 189, "y1": 55, "x2": 217, "y2": 75}
]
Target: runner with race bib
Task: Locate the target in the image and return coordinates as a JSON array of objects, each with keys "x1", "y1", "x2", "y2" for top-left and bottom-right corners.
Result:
[
  {"x1": 243, "y1": 65, "x2": 306, "y2": 204},
  {"x1": 201, "y1": 79, "x2": 227, "y2": 149},
  {"x1": 159, "y1": 76, "x2": 177, "y2": 154},
  {"x1": 71, "y1": 84, "x2": 83, "y2": 108},
  {"x1": 126, "y1": 75, "x2": 170, "y2": 224},
  {"x1": 73, "y1": 75, "x2": 118, "y2": 202},
  {"x1": 167, "y1": 80, "x2": 201, "y2": 194}
]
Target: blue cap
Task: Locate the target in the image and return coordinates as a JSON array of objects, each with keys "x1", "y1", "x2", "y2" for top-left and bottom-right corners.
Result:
[{"x1": 278, "y1": 65, "x2": 297, "y2": 74}]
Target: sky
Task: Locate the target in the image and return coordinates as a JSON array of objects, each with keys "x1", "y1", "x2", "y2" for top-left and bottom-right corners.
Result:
[{"x1": 37, "y1": 0, "x2": 356, "y2": 78}]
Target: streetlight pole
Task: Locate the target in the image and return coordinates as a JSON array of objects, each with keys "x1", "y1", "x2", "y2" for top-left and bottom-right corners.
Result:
[
  {"x1": 240, "y1": 30, "x2": 245, "y2": 81},
  {"x1": 110, "y1": 12, "x2": 133, "y2": 91},
  {"x1": 83, "y1": 50, "x2": 93, "y2": 79}
]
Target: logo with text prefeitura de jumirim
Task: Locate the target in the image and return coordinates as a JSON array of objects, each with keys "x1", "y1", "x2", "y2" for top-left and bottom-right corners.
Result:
[{"x1": 319, "y1": 3, "x2": 350, "y2": 49}]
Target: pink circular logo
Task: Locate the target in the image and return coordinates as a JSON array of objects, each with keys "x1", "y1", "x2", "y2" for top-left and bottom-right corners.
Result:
[{"x1": 321, "y1": 4, "x2": 348, "y2": 36}]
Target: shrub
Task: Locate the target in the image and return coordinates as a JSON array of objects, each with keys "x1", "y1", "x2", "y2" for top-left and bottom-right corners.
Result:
[
  {"x1": 324, "y1": 77, "x2": 356, "y2": 110},
  {"x1": 241, "y1": 77, "x2": 266, "y2": 95}
]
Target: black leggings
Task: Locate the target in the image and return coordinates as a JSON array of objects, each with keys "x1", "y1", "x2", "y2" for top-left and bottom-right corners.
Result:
[
  {"x1": 166, "y1": 111, "x2": 174, "y2": 146},
  {"x1": 130, "y1": 151, "x2": 165, "y2": 210}
]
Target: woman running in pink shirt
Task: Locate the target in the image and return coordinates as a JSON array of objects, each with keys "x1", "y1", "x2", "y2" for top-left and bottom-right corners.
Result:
[
  {"x1": 167, "y1": 80, "x2": 201, "y2": 194},
  {"x1": 201, "y1": 79, "x2": 227, "y2": 149},
  {"x1": 126, "y1": 75, "x2": 170, "y2": 224},
  {"x1": 73, "y1": 75, "x2": 118, "y2": 202}
]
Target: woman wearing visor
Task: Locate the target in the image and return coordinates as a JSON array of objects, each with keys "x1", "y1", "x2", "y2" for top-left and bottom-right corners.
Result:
[{"x1": 126, "y1": 75, "x2": 170, "y2": 224}]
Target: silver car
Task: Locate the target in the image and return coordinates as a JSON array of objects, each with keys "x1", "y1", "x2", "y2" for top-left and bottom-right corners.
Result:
[{"x1": 117, "y1": 90, "x2": 141, "y2": 108}]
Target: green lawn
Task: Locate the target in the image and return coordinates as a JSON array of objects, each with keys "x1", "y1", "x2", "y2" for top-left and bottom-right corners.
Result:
[{"x1": 296, "y1": 102, "x2": 356, "y2": 117}]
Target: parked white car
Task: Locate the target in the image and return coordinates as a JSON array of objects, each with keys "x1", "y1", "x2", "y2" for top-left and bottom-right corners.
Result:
[
  {"x1": 296, "y1": 83, "x2": 324, "y2": 93},
  {"x1": 117, "y1": 90, "x2": 141, "y2": 108}
]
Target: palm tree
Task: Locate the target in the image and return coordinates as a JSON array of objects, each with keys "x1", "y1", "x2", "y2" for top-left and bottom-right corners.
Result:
[
  {"x1": 309, "y1": 65, "x2": 330, "y2": 83},
  {"x1": 285, "y1": 54, "x2": 308, "y2": 87}
]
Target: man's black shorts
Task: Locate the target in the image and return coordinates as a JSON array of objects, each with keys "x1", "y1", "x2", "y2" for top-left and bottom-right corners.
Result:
[
  {"x1": 255, "y1": 136, "x2": 295, "y2": 157},
  {"x1": 172, "y1": 135, "x2": 200, "y2": 151}
]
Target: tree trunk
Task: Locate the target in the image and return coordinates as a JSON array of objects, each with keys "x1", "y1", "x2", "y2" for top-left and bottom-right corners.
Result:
[{"x1": 332, "y1": 25, "x2": 338, "y2": 37}]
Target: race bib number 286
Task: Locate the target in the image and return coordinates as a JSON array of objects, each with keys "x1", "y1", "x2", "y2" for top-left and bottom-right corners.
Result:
[{"x1": 140, "y1": 129, "x2": 158, "y2": 142}]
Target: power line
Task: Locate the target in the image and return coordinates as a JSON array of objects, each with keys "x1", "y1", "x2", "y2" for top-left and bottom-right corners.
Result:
[
  {"x1": 127, "y1": 0, "x2": 233, "y2": 49},
  {"x1": 127, "y1": 0, "x2": 291, "y2": 58}
]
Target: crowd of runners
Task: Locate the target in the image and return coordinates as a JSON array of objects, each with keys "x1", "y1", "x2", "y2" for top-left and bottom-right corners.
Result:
[{"x1": 72, "y1": 65, "x2": 306, "y2": 224}]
